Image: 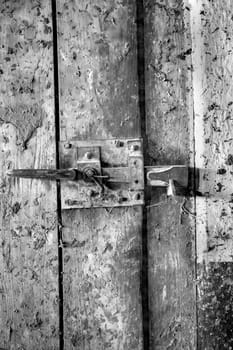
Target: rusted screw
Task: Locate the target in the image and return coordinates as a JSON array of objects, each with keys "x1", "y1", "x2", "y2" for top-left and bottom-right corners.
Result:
[
  {"x1": 64, "y1": 143, "x2": 72, "y2": 149},
  {"x1": 83, "y1": 167, "x2": 96, "y2": 178},
  {"x1": 118, "y1": 197, "x2": 124, "y2": 204},
  {"x1": 131, "y1": 144, "x2": 139, "y2": 151},
  {"x1": 134, "y1": 193, "x2": 141, "y2": 201},
  {"x1": 115, "y1": 140, "x2": 124, "y2": 147},
  {"x1": 85, "y1": 152, "x2": 92, "y2": 159},
  {"x1": 87, "y1": 189, "x2": 95, "y2": 197},
  {"x1": 118, "y1": 196, "x2": 128, "y2": 204}
]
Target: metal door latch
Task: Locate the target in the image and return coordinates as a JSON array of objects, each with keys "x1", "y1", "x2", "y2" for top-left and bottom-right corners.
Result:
[{"x1": 7, "y1": 138, "x2": 188, "y2": 208}]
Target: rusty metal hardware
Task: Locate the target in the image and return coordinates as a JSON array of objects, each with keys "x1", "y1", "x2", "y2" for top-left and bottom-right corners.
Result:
[
  {"x1": 7, "y1": 167, "x2": 108, "y2": 182},
  {"x1": 60, "y1": 138, "x2": 145, "y2": 208},
  {"x1": 7, "y1": 139, "x2": 189, "y2": 208},
  {"x1": 8, "y1": 139, "x2": 145, "y2": 208},
  {"x1": 7, "y1": 167, "x2": 106, "y2": 193}
]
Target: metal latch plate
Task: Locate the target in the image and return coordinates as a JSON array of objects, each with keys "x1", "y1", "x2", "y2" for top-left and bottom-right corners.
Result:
[{"x1": 59, "y1": 139, "x2": 144, "y2": 209}]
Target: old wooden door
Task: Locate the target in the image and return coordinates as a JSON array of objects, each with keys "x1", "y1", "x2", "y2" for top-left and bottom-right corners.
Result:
[{"x1": 1, "y1": 1, "x2": 233, "y2": 350}]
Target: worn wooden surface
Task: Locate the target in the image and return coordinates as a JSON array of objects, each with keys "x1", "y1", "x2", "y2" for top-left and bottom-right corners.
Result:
[
  {"x1": 0, "y1": 1, "x2": 59, "y2": 349},
  {"x1": 62, "y1": 208, "x2": 142, "y2": 349},
  {"x1": 57, "y1": 1, "x2": 143, "y2": 349},
  {"x1": 145, "y1": 1, "x2": 196, "y2": 348},
  {"x1": 190, "y1": 0, "x2": 233, "y2": 348},
  {"x1": 57, "y1": 0, "x2": 139, "y2": 142},
  {"x1": 1, "y1": 1, "x2": 232, "y2": 349}
]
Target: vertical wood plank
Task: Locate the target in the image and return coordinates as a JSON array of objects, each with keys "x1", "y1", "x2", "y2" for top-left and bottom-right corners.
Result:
[
  {"x1": 57, "y1": 1, "x2": 143, "y2": 349},
  {"x1": 57, "y1": 0, "x2": 140, "y2": 142},
  {"x1": 144, "y1": 1, "x2": 196, "y2": 348},
  {"x1": 190, "y1": 0, "x2": 233, "y2": 348},
  {"x1": 62, "y1": 208, "x2": 143, "y2": 349},
  {"x1": 0, "y1": 1, "x2": 59, "y2": 349}
]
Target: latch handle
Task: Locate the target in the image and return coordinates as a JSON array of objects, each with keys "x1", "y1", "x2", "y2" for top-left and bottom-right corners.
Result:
[
  {"x1": 146, "y1": 165, "x2": 188, "y2": 196},
  {"x1": 7, "y1": 168, "x2": 80, "y2": 180},
  {"x1": 6, "y1": 167, "x2": 107, "y2": 182}
]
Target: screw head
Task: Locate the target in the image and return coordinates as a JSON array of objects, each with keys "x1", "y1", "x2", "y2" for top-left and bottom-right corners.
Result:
[
  {"x1": 83, "y1": 167, "x2": 97, "y2": 178},
  {"x1": 134, "y1": 193, "x2": 141, "y2": 201},
  {"x1": 85, "y1": 152, "x2": 92, "y2": 159},
  {"x1": 115, "y1": 140, "x2": 124, "y2": 148},
  {"x1": 87, "y1": 189, "x2": 95, "y2": 197},
  {"x1": 64, "y1": 143, "x2": 72, "y2": 149},
  {"x1": 131, "y1": 144, "x2": 139, "y2": 151}
]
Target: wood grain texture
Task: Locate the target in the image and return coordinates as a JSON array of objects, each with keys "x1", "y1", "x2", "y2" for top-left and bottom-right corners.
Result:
[
  {"x1": 57, "y1": 1, "x2": 143, "y2": 349},
  {"x1": 0, "y1": 1, "x2": 59, "y2": 349},
  {"x1": 190, "y1": 0, "x2": 233, "y2": 348},
  {"x1": 144, "y1": 1, "x2": 196, "y2": 348}
]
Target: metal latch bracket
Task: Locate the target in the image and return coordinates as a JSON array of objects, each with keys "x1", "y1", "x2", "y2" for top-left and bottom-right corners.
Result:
[{"x1": 59, "y1": 138, "x2": 144, "y2": 209}]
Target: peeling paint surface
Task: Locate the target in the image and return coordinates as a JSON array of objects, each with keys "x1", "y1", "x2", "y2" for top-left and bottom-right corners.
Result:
[
  {"x1": 198, "y1": 263, "x2": 233, "y2": 349},
  {"x1": 0, "y1": 1, "x2": 59, "y2": 348},
  {"x1": 190, "y1": 0, "x2": 233, "y2": 348},
  {"x1": 190, "y1": 0, "x2": 233, "y2": 261},
  {"x1": 0, "y1": 104, "x2": 45, "y2": 149}
]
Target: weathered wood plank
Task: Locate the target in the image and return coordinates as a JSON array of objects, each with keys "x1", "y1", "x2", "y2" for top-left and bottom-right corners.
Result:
[
  {"x1": 144, "y1": 1, "x2": 196, "y2": 348},
  {"x1": 62, "y1": 207, "x2": 143, "y2": 349},
  {"x1": 190, "y1": 0, "x2": 233, "y2": 348},
  {"x1": 57, "y1": 0, "x2": 140, "y2": 142},
  {"x1": 0, "y1": 1, "x2": 59, "y2": 348},
  {"x1": 57, "y1": 1, "x2": 143, "y2": 349}
]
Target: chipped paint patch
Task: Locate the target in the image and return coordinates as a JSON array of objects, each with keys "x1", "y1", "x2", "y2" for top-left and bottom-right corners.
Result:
[
  {"x1": 198, "y1": 262, "x2": 233, "y2": 348},
  {"x1": 0, "y1": 104, "x2": 44, "y2": 148}
]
